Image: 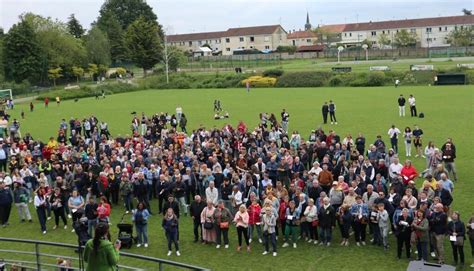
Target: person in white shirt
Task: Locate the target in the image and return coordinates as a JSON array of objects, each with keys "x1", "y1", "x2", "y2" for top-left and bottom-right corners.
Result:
[
  {"x1": 205, "y1": 181, "x2": 218, "y2": 206},
  {"x1": 230, "y1": 185, "x2": 242, "y2": 213},
  {"x1": 176, "y1": 106, "x2": 183, "y2": 123},
  {"x1": 408, "y1": 95, "x2": 417, "y2": 117},
  {"x1": 308, "y1": 162, "x2": 322, "y2": 176},
  {"x1": 387, "y1": 125, "x2": 401, "y2": 153},
  {"x1": 388, "y1": 158, "x2": 403, "y2": 181}
]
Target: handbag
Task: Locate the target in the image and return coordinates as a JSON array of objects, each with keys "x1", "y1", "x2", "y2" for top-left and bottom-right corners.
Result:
[
  {"x1": 311, "y1": 220, "x2": 319, "y2": 227},
  {"x1": 219, "y1": 222, "x2": 229, "y2": 229},
  {"x1": 203, "y1": 221, "x2": 213, "y2": 230},
  {"x1": 454, "y1": 236, "x2": 464, "y2": 246}
]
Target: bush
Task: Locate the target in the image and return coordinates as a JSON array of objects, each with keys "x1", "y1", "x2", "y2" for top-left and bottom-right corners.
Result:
[
  {"x1": 367, "y1": 72, "x2": 386, "y2": 86},
  {"x1": 241, "y1": 76, "x2": 276, "y2": 87},
  {"x1": 37, "y1": 81, "x2": 139, "y2": 101},
  {"x1": 328, "y1": 76, "x2": 343, "y2": 86},
  {"x1": 262, "y1": 69, "x2": 284, "y2": 77},
  {"x1": 465, "y1": 70, "x2": 474, "y2": 84},
  {"x1": 276, "y1": 72, "x2": 330, "y2": 87}
]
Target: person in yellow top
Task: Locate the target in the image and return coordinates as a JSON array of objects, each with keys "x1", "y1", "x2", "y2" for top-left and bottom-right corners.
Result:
[
  {"x1": 56, "y1": 96, "x2": 60, "y2": 106},
  {"x1": 46, "y1": 137, "x2": 58, "y2": 150}
]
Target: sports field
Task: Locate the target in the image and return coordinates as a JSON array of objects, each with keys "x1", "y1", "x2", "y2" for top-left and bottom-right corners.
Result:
[{"x1": 2, "y1": 85, "x2": 473, "y2": 270}]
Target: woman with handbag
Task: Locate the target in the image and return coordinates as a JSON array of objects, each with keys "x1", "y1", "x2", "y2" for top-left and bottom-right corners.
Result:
[
  {"x1": 282, "y1": 200, "x2": 300, "y2": 248},
  {"x1": 200, "y1": 200, "x2": 216, "y2": 244},
  {"x1": 447, "y1": 211, "x2": 465, "y2": 265},
  {"x1": 233, "y1": 204, "x2": 250, "y2": 252},
  {"x1": 303, "y1": 198, "x2": 319, "y2": 245},
  {"x1": 213, "y1": 200, "x2": 232, "y2": 249},
  {"x1": 412, "y1": 210, "x2": 429, "y2": 261}
]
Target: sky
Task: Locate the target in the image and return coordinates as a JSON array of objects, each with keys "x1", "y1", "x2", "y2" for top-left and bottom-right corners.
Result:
[{"x1": 0, "y1": 0, "x2": 472, "y2": 34}]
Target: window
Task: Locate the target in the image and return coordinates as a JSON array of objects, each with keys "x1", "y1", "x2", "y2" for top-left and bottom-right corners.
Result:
[
  {"x1": 250, "y1": 36, "x2": 255, "y2": 42},
  {"x1": 265, "y1": 45, "x2": 270, "y2": 49},
  {"x1": 226, "y1": 48, "x2": 230, "y2": 51},
  {"x1": 439, "y1": 27, "x2": 442, "y2": 31},
  {"x1": 306, "y1": 39, "x2": 312, "y2": 43},
  {"x1": 344, "y1": 33, "x2": 347, "y2": 37},
  {"x1": 427, "y1": 38, "x2": 432, "y2": 42},
  {"x1": 239, "y1": 37, "x2": 244, "y2": 42},
  {"x1": 371, "y1": 31, "x2": 376, "y2": 36},
  {"x1": 225, "y1": 38, "x2": 230, "y2": 43},
  {"x1": 198, "y1": 41, "x2": 202, "y2": 45},
  {"x1": 292, "y1": 40, "x2": 296, "y2": 46},
  {"x1": 382, "y1": 30, "x2": 385, "y2": 34},
  {"x1": 250, "y1": 46, "x2": 253, "y2": 48},
  {"x1": 426, "y1": 27, "x2": 432, "y2": 33},
  {"x1": 460, "y1": 25, "x2": 464, "y2": 30},
  {"x1": 387, "y1": 30, "x2": 390, "y2": 34},
  {"x1": 188, "y1": 41, "x2": 192, "y2": 47},
  {"x1": 455, "y1": 26, "x2": 458, "y2": 30},
  {"x1": 349, "y1": 33, "x2": 352, "y2": 37},
  {"x1": 371, "y1": 41, "x2": 377, "y2": 45},
  {"x1": 410, "y1": 28, "x2": 416, "y2": 33},
  {"x1": 264, "y1": 36, "x2": 270, "y2": 42},
  {"x1": 445, "y1": 26, "x2": 447, "y2": 31}
]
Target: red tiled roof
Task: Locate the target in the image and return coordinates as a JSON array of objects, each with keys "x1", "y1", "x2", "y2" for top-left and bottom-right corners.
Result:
[
  {"x1": 167, "y1": 31, "x2": 227, "y2": 42},
  {"x1": 225, "y1": 25, "x2": 284, "y2": 36},
  {"x1": 319, "y1": 24, "x2": 347, "y2": 33},
  {"x1": 297, "y1": 45, "x2": 324, "y2": 52},
  {"x1": 287, "y1": 30, "x2": 317, "y2": 39}
]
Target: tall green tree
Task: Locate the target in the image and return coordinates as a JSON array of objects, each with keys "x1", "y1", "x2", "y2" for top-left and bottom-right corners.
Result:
[
  {"x1": 166, "y1": 46, "x2": 187, "y2": 72},
  {"x1": 378, "y1": 33, "x2": 391, "y2": 47},
  {"x1": 446, "y1": 27, "x2": 473, "y2": 47},
  {"x1": 67, "y1": 14, "x2": 85, "y2": 38},
  {"x1": 393, "y1": 29, "x2": 417, "y2": 47},
  {"x1": 97, "y1": 0, "x2": 159, "y2": 32},
  {"x1": 99, "y1": 15, "x2": 127, "y2": 64},
  {"x1": 48, "y1": 67, "x2": 62, "y2": 86},
  {"x1": 3, "y1": 19, "x2": 43, "y2": 83},
  {"x1": 72, "y1": 66, "x2": 84, "y2": 83},
  {"x1": 124, "y1": 17, "x2": 162, "y2": 75},
  {"x1": 84, "y1": 26, "x2": 111, "y2": 66}
]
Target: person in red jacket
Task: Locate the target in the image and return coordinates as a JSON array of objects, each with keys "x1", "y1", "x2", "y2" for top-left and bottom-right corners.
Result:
[
  {"x1": 400, "y1": 160, "x2": 418, "y2": 185},
  {"x1": 44, "y1": 97, "x2": 49, "y2": 108},
  {"x1": 247, "y1": 198, "x2": 262, "y2": 243},
  {"x1": 97, "y1": 196, "x2": 111, "y2": 223},
  {"x1": 278, "y1": 196, "x2": 289, "y2": 239}
]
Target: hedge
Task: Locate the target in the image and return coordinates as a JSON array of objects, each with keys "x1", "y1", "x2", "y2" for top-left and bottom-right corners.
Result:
[{"x1": 276, "y1": 71, "x2": 331, "y2": 87}]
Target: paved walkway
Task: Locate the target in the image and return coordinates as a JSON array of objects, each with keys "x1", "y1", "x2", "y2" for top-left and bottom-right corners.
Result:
[{"x1": 14, "y1": 96, "x2": 38, "y2": 104}]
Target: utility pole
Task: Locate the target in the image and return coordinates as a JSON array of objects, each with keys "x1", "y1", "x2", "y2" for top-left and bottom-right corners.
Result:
[{"x1": 164, "y1": 31, "x2": 169, "y2": 84}]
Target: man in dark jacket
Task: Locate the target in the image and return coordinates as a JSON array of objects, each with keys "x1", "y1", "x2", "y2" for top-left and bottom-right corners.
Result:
[
  {"x1": 156, "y1": 174, "x2": 170, "y2": 214},
  {"x1": 308, "y1": 180, "x2": 322, "y2": 203},
  {"x1": 397, "y1": 94, "x2": 406, "y2": 117},
  {"x1": 0, "y1": 181, "x2": 13, "y2": 226},
  {"x1": 429, "y1": 203, "x2": 448, "y2": 264},
  {"x1": 321, "y1": 102, "x2": 329, "y2": 124},
  {"x1": 328, "y1": 100, "x2": 337, "y2": 125},
  {"x1": 434, "y1": 182, "x2": 453, "y2": 207},
  {"x1": 134, "y1": 173, "x2": 151, "y2": 213},
  {"x1": 190, "y1": 195, "x2": 206, "y2": 242},
  {"x1": 163, "y1": 195, "x2": 180, "y2": 218},
  {"x1": 318, "y1": 197, "x2": 336, "y2": 246}
]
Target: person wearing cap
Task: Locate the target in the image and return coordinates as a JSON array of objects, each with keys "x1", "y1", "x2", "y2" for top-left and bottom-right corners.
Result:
[
  {"x1": 351, "y1": 195, "x2": 369, "y2": 246},
  {"x1": 447, "y1": 211, "x2": 465, "y2": 265}
]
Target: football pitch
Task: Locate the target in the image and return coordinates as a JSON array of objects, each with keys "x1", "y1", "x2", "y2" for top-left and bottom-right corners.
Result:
[{"x1": 2, "y1": 85, "x2": 473, "y2": 270}]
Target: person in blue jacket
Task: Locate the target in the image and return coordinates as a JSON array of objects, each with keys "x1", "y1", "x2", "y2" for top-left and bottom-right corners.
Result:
[{"x1": 0, "y1": 181, "x2": 13, "y2": 227}]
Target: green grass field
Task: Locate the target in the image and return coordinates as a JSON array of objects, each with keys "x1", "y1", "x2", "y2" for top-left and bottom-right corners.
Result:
[{"x1": 2, "y1": 85, "x2": 474, "y2": 271}]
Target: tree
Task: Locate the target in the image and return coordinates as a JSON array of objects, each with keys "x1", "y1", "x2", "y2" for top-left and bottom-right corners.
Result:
[
  {"x1": 116, "y1": 67, "x2": 127, "y2": 77},
  {"x1": 393, "y1": 29, "x2": 417, "y2": 48},
  {"x1": 99, "y1": 15, "x2": 127, "y2": 64},
  {"x1": 166, "y1": 46, "x2": 187, "y2": 72},
  {"x1": 67, "y1": 14, "x2": 85, "y2": 38},
  {"x1": 84, "y1": 26, "x2": 111, "y2": 66},
  {"x1": 446, "y1": 27, "x2": 473, "y2": 47},
  {"x1": 361, "y1": 39, "x2": 372, "y2": 49},
  {"x1": 462, "y1": 8, "x2": 472, "y2": 15},
  {"x1": 3, "y1": 19, "x2": 43, "y2": 83},
  {"x1": 48, "y1": 67, "x2": 63, "y2": 86},
  {"x1": 88, "y1": 63, "x2": 98, "y2": 80},
  {"x1": 97, "y1": 0, "x2": 159, "y2": 33},
  {"x1": 124, "y1": 16, "x2": 163, "y2": 75},
  {"x1": 378, "y1": 33, "x2": 391, "y2": 48},
  {"x1": 72, "y1": 66, "x2": 84, "y2": 83},
  {"x1": 313, "y1": 27, "x2": 341, "y2": 46}
]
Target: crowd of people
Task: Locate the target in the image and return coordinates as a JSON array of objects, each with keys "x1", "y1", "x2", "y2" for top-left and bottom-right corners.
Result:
[{"x1": 0, "y1": 106, "x2": 472, "y2": 269}]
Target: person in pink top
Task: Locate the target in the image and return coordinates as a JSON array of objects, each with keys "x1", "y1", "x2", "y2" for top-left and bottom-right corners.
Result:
[{"x1": 234, "y1": 204, "x2": 250, "y2": 252}]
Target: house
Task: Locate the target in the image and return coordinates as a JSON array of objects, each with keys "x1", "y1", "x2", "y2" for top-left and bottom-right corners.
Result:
[
  {"x1": 221, "y1": 25, "x2": 287, "y2": 55},
  {"x1": 193, "y1": 47, "x2": 213, "y2": 57},
  {"x1": 287, "y1": 13, "x2": 318, "y2": 47},
  {"x1": 321, "y1": 15, "x2": 474, "y2": 48},
  {"x1": 167, "y1": 31, "x2": 226, "y2": 54}
]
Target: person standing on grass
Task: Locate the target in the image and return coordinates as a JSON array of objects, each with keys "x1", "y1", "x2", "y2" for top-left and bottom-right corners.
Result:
[
  {"x1": 397, "y1": 94, "x2": 406, "y2": 117},
  {"x1": 412, "y1": 125, "x2": 425, "y2": 158},
  {"x1": 408, "y1": 94, "x2": 417, "y2": 117},
  {"x1": 351, "y1": 195, "x2": 369, "y2": 246},
  {"x1": 377, "y1": 203, "x2": 390, "y2": 251},
  {"x1": 403, "y1": 127, "x2": 412, "y2": 157},
  {"x1": 201, "y1": 200, "x2": 217, "y2": 244},
  {"x1": 328, "y1": 100, "x2": 337, "y2": 125},
  {"x1": 34, "y1": 187, "x2": 48, "y2": 234},
  {"x1": 282, "y1": 200, "x2": 300, "y2": 248},
  {"x1": 281, "y1": 109, "x2": 289, "y2": 134},
  {"x1": 13, "y1": 182, "x2": 32, "y2": 223},
  {"x1": 322, "y1": 102, "x2": 329, "y2": 124},
  {"x1": 262, "y1": 207, "x2": 278, "y2": 256},
  {"x1": 56, "y1": 96, "x2": 60, "y2": 106},
  {"x1": 318, "y1": 196, "x2": 336, "y2": 247},
  {"x1": 441, "y1": 138, "x2": 457, "y2": 181},
  {"x1": 446, "y1": 211, "x2": 465, "y2": 266},
  {"x1": 133, "y1": 202, "x2": 150, "y2": 248},
  {"x1": 213, "y1": 200, "x2": 232, "y2": 249},
  {"x1": 234, "y1": 204, "x2": 250, "y2": 252},
  {"x1": 0, "y1": 181, "x2": 13, "y2": 227},
  {"x1": 29, "y1": 102, "x2": 34, "y2": 112},
  {"x1": 467, "y1": 213, "x2": 474, "y2": 268},
  {"x1": 49, "y1": 187, "x2": 67, "y2": 230},
  {"x1": 429, "y1": 203, "x2": 448, "y2": 264},
  {"x1": 44, "y1": 97, "x2": 49, "y2": 108},
  {"x1": 85, "y1": 197, "x2": 98, "y2": 238},
  {"x1": 163, "y1": 208, "x2": 180, "y2": 256},
  {"x1": 412, "y1": 209, "x2": 429, "y2": 261},
  {"x1": 190, "y1": 195, "x2": 206, "y2": 243},
  {"x1": 387, "y1": 125, "x2": 401, "y2": 154},
  {"x1": 246, "y1": 81, "x2": 250, "y2": 93},
  {"x1": 394, "y1": 208, "x2": 413, "y2": 260},
  {"x1": 83, "y1": 222, "x2": 120, "y2": 271}
]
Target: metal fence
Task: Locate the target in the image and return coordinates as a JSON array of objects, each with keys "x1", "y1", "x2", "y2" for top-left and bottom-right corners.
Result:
[{"x1": 0, "y1": 237, "x2": 209, "y2": 271}]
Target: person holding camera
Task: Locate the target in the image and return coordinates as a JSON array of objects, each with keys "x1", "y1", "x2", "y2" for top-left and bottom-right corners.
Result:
[{"x1": 394, "y1": 208, "x2": 413, "y2": 260}]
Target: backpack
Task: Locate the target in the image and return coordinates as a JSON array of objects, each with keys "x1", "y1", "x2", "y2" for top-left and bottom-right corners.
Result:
[{"x1": 419, "y1": 112, "x2": 425, "y2": 118}]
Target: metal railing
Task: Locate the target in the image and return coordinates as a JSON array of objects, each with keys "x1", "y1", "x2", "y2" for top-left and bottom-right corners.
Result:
[{"x1": 0, "y1": 237, "x2": 209, "y2": 271}]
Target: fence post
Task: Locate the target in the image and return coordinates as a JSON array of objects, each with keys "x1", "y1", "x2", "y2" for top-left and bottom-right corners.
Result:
[
  {"x1": 159, "y1": 262, "x2": 164, "y2": 271},
  {"x1": 35, "y1": 243, "x2": 41, "y2": 271}
]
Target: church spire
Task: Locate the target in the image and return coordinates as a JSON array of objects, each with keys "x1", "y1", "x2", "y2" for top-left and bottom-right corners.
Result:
[{"x1": 305, "y1": 12, "x2": 312, "y2": 31}]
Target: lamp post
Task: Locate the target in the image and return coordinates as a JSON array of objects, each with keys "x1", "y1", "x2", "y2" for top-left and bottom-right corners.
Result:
[
  {"x1": 337, "y1": 46, "x2": 344, "y2": 63},
  {"x1": 362, "y1": 44, "x2": 369, "y2": 61}
]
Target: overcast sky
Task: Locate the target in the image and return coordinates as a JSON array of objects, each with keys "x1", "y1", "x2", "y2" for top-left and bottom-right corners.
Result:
[{"x1": 0, "y1": 0, "x2": 471, "y2": 34}]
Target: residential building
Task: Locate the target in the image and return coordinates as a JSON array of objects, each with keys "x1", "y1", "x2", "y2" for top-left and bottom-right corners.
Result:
[
  {"x1": 287, "y1": 13, "x2": 318, "y2": 47},
  {"x1": 322, "y1": 15, "x2": 474, "y2": 48},
  {"x1": 167, "y1": 31, "x2": 226, "y2": 54}
]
